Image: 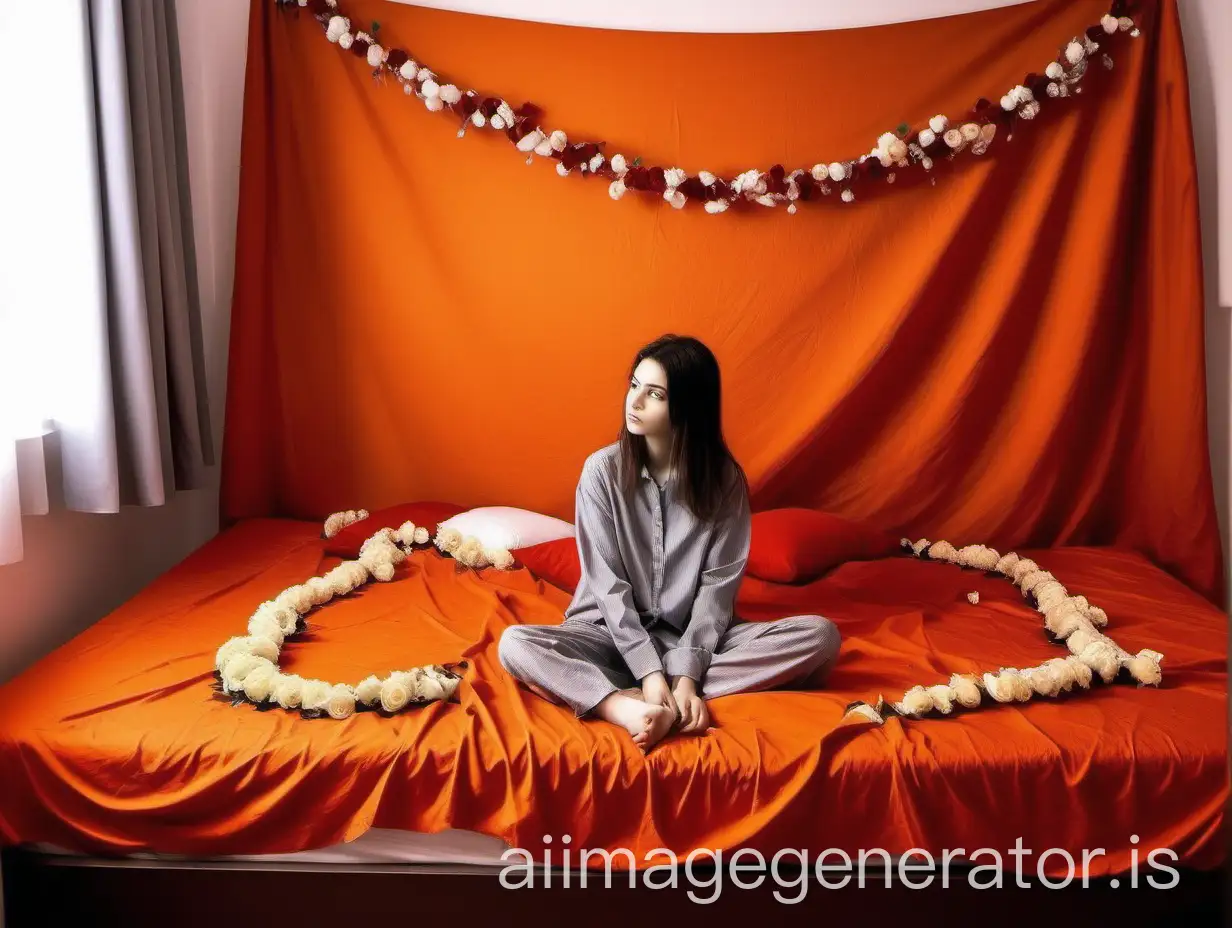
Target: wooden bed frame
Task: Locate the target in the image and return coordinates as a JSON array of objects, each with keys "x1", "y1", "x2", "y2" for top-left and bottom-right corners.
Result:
[{"x1": 2, "y1": 846, "x2": 1223, "y2": 925}]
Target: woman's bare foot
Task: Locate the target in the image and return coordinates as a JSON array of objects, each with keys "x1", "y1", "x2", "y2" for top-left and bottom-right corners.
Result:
[{"x1": 595, "y1": 693, "x2": 675, "y2": 753}]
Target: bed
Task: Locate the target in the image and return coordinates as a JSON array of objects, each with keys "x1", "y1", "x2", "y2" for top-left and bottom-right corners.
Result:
[{"x1": 0, "y1": 517, "x2": 1225, "y2": 912}]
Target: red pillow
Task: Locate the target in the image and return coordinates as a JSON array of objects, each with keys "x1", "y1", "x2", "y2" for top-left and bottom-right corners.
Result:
[
  {"x1": 322, "y1": 501, "x2": 466, "y2": 559},
  {"x1": 747, "y1": 508, "x2": 899, "y2": 583},
  {"x1": 516, "y1": 538, "x2": 581, "y2": 593}
]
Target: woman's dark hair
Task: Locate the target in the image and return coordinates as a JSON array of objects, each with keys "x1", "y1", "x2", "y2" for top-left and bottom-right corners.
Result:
[{"x1": 618, "y1": 334, "x2": 748, "y2": 522}]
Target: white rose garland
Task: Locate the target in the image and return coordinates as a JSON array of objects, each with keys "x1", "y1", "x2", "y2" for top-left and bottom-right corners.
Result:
[
  {"x1": 214, "y1": 510, "x2": 516, "y2": 718},
  {"x1": 277, "y1": 0, "x2": 1140, "y2": 213},
  {"x1": 840, "y1": 538, "x2": 1165, "y2": 726}
]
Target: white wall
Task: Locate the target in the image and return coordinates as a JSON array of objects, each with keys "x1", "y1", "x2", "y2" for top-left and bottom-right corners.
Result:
[
  {"x1": 0, "y1": 0, "x2": 252, "y2": 686},
  {"x1": 1179, "y1": 0, "x2": 1231, "y2": 609}
]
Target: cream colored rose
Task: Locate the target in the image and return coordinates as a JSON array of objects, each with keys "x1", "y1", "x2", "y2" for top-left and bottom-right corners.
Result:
[
  {"x1": 300, "y1": 679, "x2": 332, "y2": 712},
  {"x1": 994, "y1": 552, "x2": 1020, "y2": 575},
  {"x1": 306, "y1": 576, "x2": 333, "y2": 605},
  {"x1": 273, "y1": 674, "x2": 304, "y2": 710},
  {"x1": 516, "y1": 129, "x2": 545, "y2": 153},
  {"x1": 1009, "y1": 558, "x2": 1039, "y2": 583},
  {"x1": 247, "y1": 610, "x2": 284, "y2": 645},
  {"x1": 413, "y1": 527, "x2": 430, "y2": 545},
  {"x1": 928, "y1": 540, "x2": 958, "y2": 562},
  {"x1": 929, "y1": 114, "x2": 948, "y2": 134},
  {"x1": 326, "y1": 685, "x2": 357, "y2": 720},
  {"x1": 488, "y1": 549, "x2": 515, "y2": 570},
  {"x1": 243, "y1": 663, "x2": 278, "y2": 703},
  {"x1": 1066, "y1": 655, "x2": 1093, "y2": 688},
  {"x1": 215, "y1": 636, "x2": 252, "y2": 674},
  {"x1": 380, "y1": 674, "x2": 411, "y2": 713},
  {"x1": 704, "y1": 200, "x2": 729, "y2": 214},
  {"x1": 897, "y1": 685, "x2": 933, "y2": 717},
  {"x1": 355, "y1": 675, "x2": 384, "y2": 706},
  {"x1": 1126, "y1": 650, "x2": 1163, "y2": 686},
  {"x1": 949, "y1": 673, "x2": 981, "y2": 708},
  {"x1": 957, "y1": 544, "x2": 999, "y2": 570},
  {"x1": 222, "y1": 654, "x2": 274, "y2": 694},
  {"x1": 926, "y1": 685, "x2": 954, "y2": 714},
  {"x1": 1034, "y1": 581, "x2": 1068, "y2": 612},
  {"x1": 1080, "y1": 641, "x2": 1121, "y2": 684}
]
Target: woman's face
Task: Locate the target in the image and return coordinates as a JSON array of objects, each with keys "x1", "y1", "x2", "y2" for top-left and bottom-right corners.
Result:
[{"x1": 626, "y1": 358, "x2": 671, "y2": 439}]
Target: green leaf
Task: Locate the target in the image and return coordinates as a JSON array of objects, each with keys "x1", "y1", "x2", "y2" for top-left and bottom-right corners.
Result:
[
  {"x1": 632, "y1": 156, "x2": 642, "y2": 167},
  {"x1": 897, "y1": 122, "x2": 910, "y2": 137},
  {"x1": 372, "y1": 20, "x2": 381, "y2": 31}
]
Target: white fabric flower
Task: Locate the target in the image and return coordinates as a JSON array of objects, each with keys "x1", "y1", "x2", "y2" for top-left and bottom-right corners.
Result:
[
  {"x1": 1000, "y1": 94, "x2": 1016, "y2": 111},
  {"x1": 697, "y1": 171, "x2": 716, "y2": 186},
  {"x1": 490, "y1": 115, "x2": 505, "y2": 130},
  {"x1": 754, "y1": 194, "x2": 776, "y2": 208},
  {"x1": 929, "y1": 114, "x2": 948, "y2": 134},
  {"x1": 533, "y1": 138, "x2": 554, "y2": 156},
  {"x1": 425, "y1": 96, "x2": 444, "y2": 112},
  {"x1": 337, "y1": 33, "x2": 354, "y2": 50},
  {"x1": 215, "y1": 637, "x2": 256, "y2": 674},
  {"x1": 664, "y1": 167, "x2": 687, "y2": 188},
  {"x1": 1119, "y1": 16, "x2": 1134, "y2": 32},
  {"x1": 1046, "y1": 61, "x2": 1064, "y2": 80},
  {"x1": 704, "y1": 200, "x2": 729, "y2": 214},
  {"x1": 664, "y1": 186, "x2": 687, "y2": 208},
  {"x1": 1019, "y1": 101, "x2": 1041, "y2": 120},
  {"x1": 888, "y1": 139, "x2": 907, "y2": 164},
  {"x1": 356, "y1": 675, "x2": 384, "y2": 706},
  {"x1": 496, "y1": 102, "x2": 515, "y2": 126},
  {"x1": 471, "y1": 111, "x2": 486, "y2": 128},
  {"x1": 367, "y1": 44, "x2": 385, "y2": 67},
  {"x1": 1066, "y1": 41, "x2": 1085, "y2": 64},
  {"x1": 809, "y1": 163, "x2": 828, "y2": 182},
  {"x1": 556, "y1": 162, "x2": 570, "y2": 177},
  {"x1": 877, "y1": 131, "x2": 898, "y2": 152},
  {"x1": 549, "y1": 130, "x2": 568, "y2": 152},
  {"x1": 421, "y1": 79, "x2": 440, "y2": 99},
  {"x1": 403, "y1": 84, "x2": 414, "y2": 96},
  {"x1": 827, "y1": 161, "x2": 846, "y2": 182},
  {"x1": 944, "y1": 128, "x2": 964, "y2": 149},
  {"x1": 610, "y1": 154, "x2": 628, "y2": 175},
  {"x1": 515, "y1": 129, "x2": 544, "y2": 152},
  {"x1": 960, "y1": 123, "x2": 982, "y2": 142},
  {"x1": 921, "y1": 156, "x2": 934, "y2": 171},
  {"x1": 840, "y1": 188, "x2": 854, "y2": 203},
  {"x1": 787, "y1": 203, "x2": 798, "y2": 214},
  {"x1": 608, "y1": 180, "x2": 627, "y2": 200},
  {"x1": 439, "y1": 84, "x2": 462, "y2": 105},
  {"x1": 413, "y1": 527, "x2": 429, "y2": 545},
  {"x1": 1101, "y1": 13, "x2": 1118, "y2": 34},
  {"x1": 917, "y1": 128, "x2": 936, "y2": 148},
  {"x1": 326, "y1": 16, "x2": 350, "y2": 43},
  {"x1": 306, "y1": 576, "x2": 333, "y2": 606},
  {"x1": 355, "y1": 31, "x2": 373, "y2": 45},
  {"x1": 416, "y1": 69, "x2": 435, "y2": 84},
  {"x1": 399, "y1": 60, "x2": 418, "y2": 81},
  {"x1": 589, "y1": 153, "x2": 604, "y2": 173}
]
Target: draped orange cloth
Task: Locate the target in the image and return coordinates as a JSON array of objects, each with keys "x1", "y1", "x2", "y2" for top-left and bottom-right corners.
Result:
[
  {"x1": 221, "y1": 0, "x2": 1222, "y2": 603},
  {"x1": 0, "y1": 519, "x2": 1225, "y2": 871}
]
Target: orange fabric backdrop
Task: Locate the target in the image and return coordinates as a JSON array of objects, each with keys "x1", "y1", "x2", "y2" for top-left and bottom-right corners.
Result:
[{"x1": 221, "y1": 0, "x2": 1222, "y2": 602}]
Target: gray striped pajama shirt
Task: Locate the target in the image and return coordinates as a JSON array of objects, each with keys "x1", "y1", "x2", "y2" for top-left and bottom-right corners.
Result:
[{"x1": 499, "y1": 443, "x2": 841, "y2": 716}]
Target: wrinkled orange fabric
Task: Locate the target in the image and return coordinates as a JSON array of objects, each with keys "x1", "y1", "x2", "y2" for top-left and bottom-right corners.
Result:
[
  {"x1": 221, "y1": 0, "x2": 1223, "y2": 604},
  {"x1": 0, "y1": 520, "x2": 1224, "y2": 874}
]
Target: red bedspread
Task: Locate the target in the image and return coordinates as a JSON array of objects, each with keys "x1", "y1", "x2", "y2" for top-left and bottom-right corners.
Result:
[{"x1": 0, "y1": 519, "x2": 1224, "y2": 875}]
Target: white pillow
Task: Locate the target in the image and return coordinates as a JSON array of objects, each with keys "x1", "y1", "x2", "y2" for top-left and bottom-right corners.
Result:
[{"x1": 438, "y1": 506, "x2": 575, "y2": 552}]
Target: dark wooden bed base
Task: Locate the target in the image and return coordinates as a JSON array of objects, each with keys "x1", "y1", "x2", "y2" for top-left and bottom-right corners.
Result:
[{"x1": 2, "y1": 847, "x2": 1223, "y2": 926}]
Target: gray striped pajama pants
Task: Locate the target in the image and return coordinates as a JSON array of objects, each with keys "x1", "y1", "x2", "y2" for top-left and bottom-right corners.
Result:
[{"x1": 498, "y1": 615, "x2": 841, "y2": 717}]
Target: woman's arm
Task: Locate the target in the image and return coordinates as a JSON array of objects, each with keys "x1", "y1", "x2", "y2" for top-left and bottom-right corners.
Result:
[
  {"x1": 574, "y1": 457, "x2": 664, "y2": 681},
  {"x1": 663, "y1": 479, "x2": 751, "y2": 683}
]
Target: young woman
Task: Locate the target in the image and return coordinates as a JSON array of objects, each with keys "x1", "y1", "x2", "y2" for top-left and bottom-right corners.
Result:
[{"x1": 499, "y1": 334, "x2": 841, "y2": 752}]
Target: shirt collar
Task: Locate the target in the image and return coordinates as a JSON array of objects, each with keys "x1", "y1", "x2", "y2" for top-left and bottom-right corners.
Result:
[{"x1": 640, "y1": 463, "x2": 675, "y2": 489}]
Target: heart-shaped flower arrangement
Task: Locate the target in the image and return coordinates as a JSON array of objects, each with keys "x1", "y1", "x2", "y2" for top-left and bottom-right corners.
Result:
[
  {"x1": 840, "y1": 539, "x2": 1165, "y2": 726},
  {"x1": 212, "y1": 511, "x2": 516, "y2": 719}
]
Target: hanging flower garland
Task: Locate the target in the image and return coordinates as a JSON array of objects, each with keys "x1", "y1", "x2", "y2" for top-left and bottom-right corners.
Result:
[
  {"x1": 274, "y1": 0, "x2": 1141, "y2": 213},
  {"x1": 839, "y1": 539, "x2": 1165, "y2": 727},
  {"x1": 213, "y1": 511, "x2": 515, "y2": 718}
]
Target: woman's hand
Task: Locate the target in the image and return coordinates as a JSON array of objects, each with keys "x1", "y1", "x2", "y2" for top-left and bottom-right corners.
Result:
[
  {"x1": 641, "y1": 671, "x2": 676, "y2": 717},
  {"x1": 670, "y1": 676, "x2": 710, "y2": 733}
]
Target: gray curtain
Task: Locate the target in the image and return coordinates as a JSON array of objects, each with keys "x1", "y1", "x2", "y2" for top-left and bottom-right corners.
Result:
[{"x1": 86, "y1": 0, "x2": 213, "y2": 509}]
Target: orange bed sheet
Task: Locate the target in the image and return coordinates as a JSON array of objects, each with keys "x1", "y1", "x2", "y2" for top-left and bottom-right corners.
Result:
[{"x1": 0, "y1": 518, "x2": 1225, "y2": 876}]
